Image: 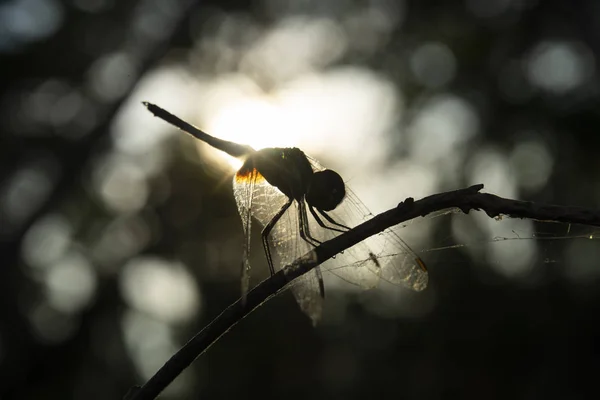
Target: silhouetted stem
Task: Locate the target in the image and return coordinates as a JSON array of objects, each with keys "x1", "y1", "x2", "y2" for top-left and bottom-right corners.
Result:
[{"x1": 126, "y1": 183, "x2": 600, "y2": 400}]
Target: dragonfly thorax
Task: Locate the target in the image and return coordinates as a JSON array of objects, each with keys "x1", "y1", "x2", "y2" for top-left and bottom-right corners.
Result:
[
  {"x1": 247, "y1": 147, "x2": 315, "y2": 201},
  {"x1": 243, "y1": 148, "x2": 346, "y2": 212}
]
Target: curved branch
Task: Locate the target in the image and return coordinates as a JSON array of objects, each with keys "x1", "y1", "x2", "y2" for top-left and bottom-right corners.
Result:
[{"x1": 127, "y1": 183, "x2": 600, "y2": 399}]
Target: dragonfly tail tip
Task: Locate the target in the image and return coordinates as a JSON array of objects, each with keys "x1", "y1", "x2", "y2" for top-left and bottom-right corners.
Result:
[{"x1": 142, "y1": 101, "x2": 159, "y2": 115}]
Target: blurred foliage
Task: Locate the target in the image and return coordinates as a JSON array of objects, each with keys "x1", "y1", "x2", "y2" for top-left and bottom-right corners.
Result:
[{"x1": 1, "y1": 0, "x2": 600, "y2": 399}]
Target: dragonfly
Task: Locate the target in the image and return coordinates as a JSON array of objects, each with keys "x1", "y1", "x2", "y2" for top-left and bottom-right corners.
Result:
[{"x1": 144, "y1": 102, "x2": 428, "y2": 324}]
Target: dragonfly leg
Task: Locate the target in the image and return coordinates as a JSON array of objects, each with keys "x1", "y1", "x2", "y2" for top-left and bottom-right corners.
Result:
[
  {"x1": 298, "y1": 201, "x2": 321, "y2": 247},
  {"x1": 308, "y1": 206, "x2": 348, "y2": 233},
  {"x1": 262, "y1": 199, "x2": 293, "y2": 276},
  {"x1": 317, "y1": 208, "x2": 351, "y2": 231},
  {"x1": 298, "y1": 203, "x2": 326, "y2": 299}
]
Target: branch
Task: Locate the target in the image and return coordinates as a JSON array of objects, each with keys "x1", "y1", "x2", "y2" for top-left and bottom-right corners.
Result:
[{"x1": 127, "y1": 184, "x2": 600, "y2": 399}]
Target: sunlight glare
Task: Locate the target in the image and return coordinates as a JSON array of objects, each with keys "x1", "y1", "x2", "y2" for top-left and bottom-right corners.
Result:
[{"x1": 205, "y1": 96, "x2": 301, "y2": 170}]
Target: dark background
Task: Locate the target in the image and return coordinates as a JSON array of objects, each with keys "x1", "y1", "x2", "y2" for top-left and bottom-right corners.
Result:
[{"x1": 1, "y1": 0, "x2": 600, "y2": 399}]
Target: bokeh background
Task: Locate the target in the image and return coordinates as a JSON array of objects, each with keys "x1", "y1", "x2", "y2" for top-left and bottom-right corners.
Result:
[{"x1": 2, "y1": 0, "x2": 600, "y2": 398}]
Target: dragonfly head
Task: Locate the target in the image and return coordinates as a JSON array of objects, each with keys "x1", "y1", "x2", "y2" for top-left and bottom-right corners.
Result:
[{"x1": 306, "y1": 169, "x2": 346, "y2": 211}]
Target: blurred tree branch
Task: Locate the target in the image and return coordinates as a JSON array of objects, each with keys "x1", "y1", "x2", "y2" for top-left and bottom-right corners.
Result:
[{"x1": 126, "y1": 183, "x2": 600, "y2": 400}]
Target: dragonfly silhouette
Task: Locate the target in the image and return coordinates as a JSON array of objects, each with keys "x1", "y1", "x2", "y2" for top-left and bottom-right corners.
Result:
[{"x1": 144, "y1": 102, "x2": 428, "y2": 323}]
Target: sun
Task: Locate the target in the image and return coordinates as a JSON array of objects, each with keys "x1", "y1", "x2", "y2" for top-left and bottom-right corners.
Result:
[{"x1": 200, "y1": 96, "x2": 301, "y2": 171}]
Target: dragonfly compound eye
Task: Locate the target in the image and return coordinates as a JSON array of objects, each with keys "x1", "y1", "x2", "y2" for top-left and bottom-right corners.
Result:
[{"x1": 306, "y1": 169, "x2": 346, "y2": 211}]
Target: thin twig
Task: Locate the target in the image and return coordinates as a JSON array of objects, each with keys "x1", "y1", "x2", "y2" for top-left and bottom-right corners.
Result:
[{"x1": 126, "y1": 183, "x2": 600, "y2": 399}]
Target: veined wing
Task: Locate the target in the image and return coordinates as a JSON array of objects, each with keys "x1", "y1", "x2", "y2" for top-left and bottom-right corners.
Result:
[
  {"x1": 233, "y1": 167, "x2": 324, "y2": 322},
  {"x1": 232, "y1": 167, "x2": 262, "y2": 300},
  {"x1": 305, "y1": 155, "x2": 429, "y2": 292}
]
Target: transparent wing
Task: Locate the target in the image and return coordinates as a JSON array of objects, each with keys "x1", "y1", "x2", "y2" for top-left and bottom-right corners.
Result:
[
  {"x1": 233, "y1": 168, "x2": 323, "y2": 323},
  {"x1": 232, "y1": 168, "x2": 258, "y2": 301},
  {"x1": 269, "y1": 199, "x2": 327, "y2": 325},
  {"x1": 306, "y1": 155, "x2": 429, "y2": 292}
]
